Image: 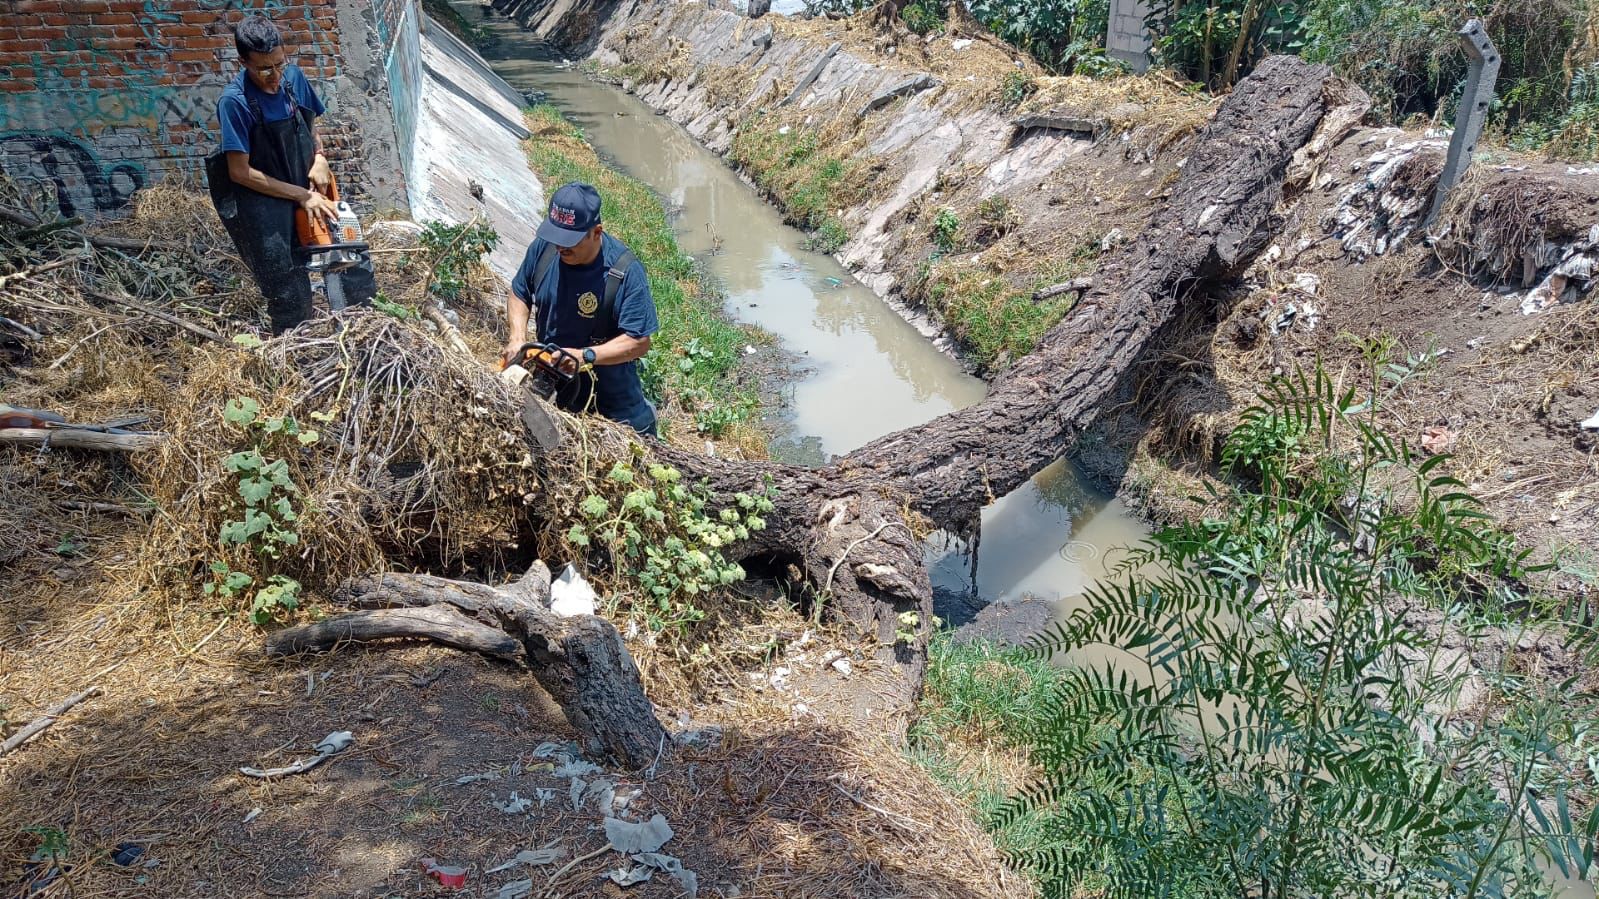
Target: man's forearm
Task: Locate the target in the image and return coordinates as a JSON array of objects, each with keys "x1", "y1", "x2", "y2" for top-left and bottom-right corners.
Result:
[
  {"x1": 591, "y1": 334, "x2": 649, "y2": 365},
  {"x1": 506, "y1": 294, "x2": 530, "y2": 343},
  {"x1": 233, "y1": 166, "x2": 313, "y2": 203}
]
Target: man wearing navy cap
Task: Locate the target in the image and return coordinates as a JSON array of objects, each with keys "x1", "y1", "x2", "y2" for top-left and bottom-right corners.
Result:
[{"x1": 506, "y1": 182, "x2": 660, "y2": 436}]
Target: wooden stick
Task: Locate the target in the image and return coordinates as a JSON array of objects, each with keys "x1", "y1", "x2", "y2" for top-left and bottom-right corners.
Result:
[
  {"x1": 0, "y1": 314, "x2": 41, "y2": 340},
  {"x1": 0, "y1": 207, "x2": 184, "y2": 253},
  {"x1": 0, "y1": 427, "x2": 167, "y2": 452},
  {"x1": 0, "y1": 686, "x2": 102, "y2": 756},
  {"x1": 83, "y1": 290, "x2": 225, "y2": 343},
  {"x1": 1032, "y1": 276, "x2": 1093, "y2": 302},
  {"x1": 265, "y1": 606, "x2": 524, "y2": 659}
]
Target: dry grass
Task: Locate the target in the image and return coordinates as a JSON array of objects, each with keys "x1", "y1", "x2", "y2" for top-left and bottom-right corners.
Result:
[{"x1": 2, "y1": 176, "x2": 1029, "y2": 896}]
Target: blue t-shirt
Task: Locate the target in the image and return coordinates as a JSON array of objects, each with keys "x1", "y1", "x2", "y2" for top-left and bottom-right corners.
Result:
[
  {"x1": 217, "y1": 65, "x2": 325, "y2": 155},
  {"x1": 511, "y1": 233, "x2": 659, "y2": 422}
]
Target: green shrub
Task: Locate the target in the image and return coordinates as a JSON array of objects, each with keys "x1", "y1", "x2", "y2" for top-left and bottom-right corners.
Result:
[
  {"x1": 931, "y1": 206, "x2": 961, "y2": 254},
  {"x1": 902, "y1": 0, "x2": 947, "y2": 35},
  {"x1": 999, "y1": 362, "x2": 1598, "y2": 897}
]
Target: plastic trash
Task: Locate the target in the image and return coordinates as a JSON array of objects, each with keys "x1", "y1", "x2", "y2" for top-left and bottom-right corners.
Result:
[
  {"x1": 1582, "y1": 408, "x2": 1599, "y2": 430},
  {"x1": 549, "y1": 564, "x2": 597, "y2": 617},
  {"x1": 604, "y1": 814, "x2": 674, "y2": 854},
  {"x1": 495, "y1": 879, "x2": 533, "y2": 899},
  {"x1": 609, "y1": 864, "x2": 653, "y2": 886},
  {"x1": 635, "y1": 852, "x2": 700, "y2": 898},
  {"x1": 239, "y1": 730, "x2": 352, "y2": 779},
  {"x1": 486, "y1": 848, "x2": 565, "y2": 873},
  {"x1": 420, "y1": 858, "x2": 467, "y2": 890},
  {"x1": 111, "y1": 843, "x2": 144, "y2": 866},
  {"x1": 494, "y1": 792, "x2": 533, "y2": 814}
]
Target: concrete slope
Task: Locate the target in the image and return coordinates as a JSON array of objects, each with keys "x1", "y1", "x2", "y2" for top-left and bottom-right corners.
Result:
[{"x1": 409, "y1": 15, "x2": 543, "y2": 282}]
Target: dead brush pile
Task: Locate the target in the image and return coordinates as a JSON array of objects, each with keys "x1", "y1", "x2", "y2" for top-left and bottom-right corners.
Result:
[
  {"x1": 136, "y1": 313, "x2": 540, "y2": 603},
  {"x1": 0, "y1": 175, "x2": 524, "y2": 616}
]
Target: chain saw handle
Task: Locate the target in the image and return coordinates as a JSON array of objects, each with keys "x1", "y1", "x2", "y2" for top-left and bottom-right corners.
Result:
[{"x1": 499, "y1": 341, "x2": 582, "y2": 383}]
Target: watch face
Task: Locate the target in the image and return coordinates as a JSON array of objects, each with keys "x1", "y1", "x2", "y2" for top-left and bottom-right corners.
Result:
[{"x1": 583, "y1": 348, "x2": 596, "y2": 363}]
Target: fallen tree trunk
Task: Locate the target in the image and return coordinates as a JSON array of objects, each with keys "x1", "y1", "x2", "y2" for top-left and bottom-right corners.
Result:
[
  {"x1": 840, "y1": 57, "x2": 1349, "y2": 526},
  {"x1": 268, "y1": 561, "x2": 667, "y2": 769},
  {"x1": 651, "y1": 56, "x2": 1353, "y2": 665},
  {"x1": 263, "y1": 57, "x2": 1355, "y2": 737}
]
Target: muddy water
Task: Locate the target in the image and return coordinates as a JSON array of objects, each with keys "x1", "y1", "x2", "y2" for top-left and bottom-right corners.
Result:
[{"x1": 456, "y1": 4, "x2": 1149, "y2": 624}]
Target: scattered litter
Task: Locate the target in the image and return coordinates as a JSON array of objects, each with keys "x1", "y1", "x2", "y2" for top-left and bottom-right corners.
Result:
[
  {"x1": 823, "y1": 276, "x2": 843, "y2": 288},
  {"x1": 951, "y1": 38, "x2": 973, "y2": 50},
  {"x1": 1099, "y1": 228, "x2": 1124, "y2": 252},
  {"x1": 609, "y1": 864, "x2": 654, "y2": 886},
  {"x1": 550, "y1": 564, "x2": 597, "y2": 617},
  {"x1": 674, "y1": 724, "x2": 723, "y2": 749},
  {"x1": 531, "y1": 741, "x2": 570, "y2": 759},
  {"x1": 535, "y1": 787, "x2": 556, "y2": 807},
  {"x1": 1568, "y1": 166, "x2": 1599, "y2": 176},
  {"x1": 1291, "y1": 272, "x2": 1321, "y2": 295},
  {"x1": 111, "y1": 843, "x2": 144, "y2": 866},
  {"x1": 583, "y1": 777, "x2": 617, "y2": 813},
  {"x1": 455, "y1": 771, "x2": 501, "y2": 785},
  {"x1": 486, "y1": 848, "x2": 565, "y2": 873},
  {"x1": 1581, "y1": 408, "x2": 1599, "y2": 430},
  {"x1": 242, "y1": 807, "x2": 262, "y2": 824},
  {"x1": 1265, "y1": 297, "x2": 1319, "y2": 335},
  {"x1": 554, "y1": 758, "x2": 601, "y2": 777},
  {"x1": 831, "y1": 657, "x2": 853, "y2": 676},
  {"x1": 570, "y1": 777, "x2": 587, "y2": 811},
  {"x1": 495, "y1": 879, "x2": 533, "y2": 899},
  {"x1": 743, "y1": 344, "x2": 757, "y2": 355},
  {"x1": 239, "y1": 730, "x2": 352, "y2": 779},
  {"x1": 634, "y1": 852, "x2": 700, "y2": 898},
  {"x1": 778, "y1": 125, "x2": 791, "y2": 135},
  {"x1": 420, "y1": 858, "x2": 468, "y2": 890},
  {"x1": 769, "y1": 666, "x2": 791, "y2": 691},
  {"x1": 1420, "y1": 426, "x2": 1456, "y2": 455},
  {"x1": 605, "y1": 814, "x2": 674, "y2": 854},
  {"x1": 494, "y1": 792, "x2": 534, "y2": 814}
]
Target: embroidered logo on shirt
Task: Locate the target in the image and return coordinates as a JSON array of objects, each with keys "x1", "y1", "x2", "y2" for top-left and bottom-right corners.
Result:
[
  {"x1": 577, "y1": 291, "x2": 599, "y2": 317},
  {"x1": 551, "y1": 206, "x2": 577, "y2": 227}
]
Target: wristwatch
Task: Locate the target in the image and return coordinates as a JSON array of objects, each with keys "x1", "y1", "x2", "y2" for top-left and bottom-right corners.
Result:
[{"x1": 582, "y1": 347, "x2": 597, "y2": 365}]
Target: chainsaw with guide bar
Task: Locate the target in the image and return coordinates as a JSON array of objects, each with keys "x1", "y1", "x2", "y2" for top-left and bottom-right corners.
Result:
[
  {"x1": 498, "y1": 341, "x2": 589, "y2": 452},
  {"x1": 293, "y1": 172, "x2": 370, "y2": 312}
]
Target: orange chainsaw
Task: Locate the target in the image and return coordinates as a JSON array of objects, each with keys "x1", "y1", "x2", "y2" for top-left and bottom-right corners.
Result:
[
  {"x1": 294, "y1": 173, "x2": 369, "y2": 311},
  {"x1": 498, "y1": 341, "x2": 588, "y2": 451}
]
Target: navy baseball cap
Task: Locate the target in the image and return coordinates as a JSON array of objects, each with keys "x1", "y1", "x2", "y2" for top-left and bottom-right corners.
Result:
[{"x1": 538, "y1": 182, "x2": 602, "y2": 247}]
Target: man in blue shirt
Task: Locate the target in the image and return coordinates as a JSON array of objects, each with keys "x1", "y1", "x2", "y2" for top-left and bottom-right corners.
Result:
[
  {"x1": 211, "y1": 15, "x2": 371, "y2": 333},
  {"x1": 507, "y1": 183, "x2": 660, "y2": 436}
]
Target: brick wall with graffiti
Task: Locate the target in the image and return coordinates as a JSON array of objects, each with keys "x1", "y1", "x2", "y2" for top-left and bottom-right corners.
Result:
[{"x1": 0, "y1": 0, "x2": 416, "y2": 219}]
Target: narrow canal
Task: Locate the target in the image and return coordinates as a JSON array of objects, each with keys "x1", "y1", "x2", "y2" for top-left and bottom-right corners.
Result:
[{"x1": 453, "y1": 1, "x2": 1150, "y2": 627}]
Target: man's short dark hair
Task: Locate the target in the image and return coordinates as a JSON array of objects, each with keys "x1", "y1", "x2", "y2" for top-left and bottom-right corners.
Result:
[{"x1": 234, "y1": 15, "x2": 282, "y2": 59}]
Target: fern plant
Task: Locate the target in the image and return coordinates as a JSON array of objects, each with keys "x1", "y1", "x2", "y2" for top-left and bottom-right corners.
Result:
[{"x1": 1004, "y1": 361, "x2": 1597, "y2": 898}]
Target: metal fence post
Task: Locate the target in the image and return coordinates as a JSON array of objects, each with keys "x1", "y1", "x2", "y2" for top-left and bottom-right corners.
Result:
[{"x1": 1425, "y1": 19, "x2": 1501, "y2": 228}]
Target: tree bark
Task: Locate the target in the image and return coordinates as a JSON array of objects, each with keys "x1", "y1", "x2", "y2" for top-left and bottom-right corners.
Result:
[
  {"x1": 638, "y1": 57, "x2": 1347, "y2": 682},
  {"x1": 269, "y1": 562, "x2": 668, "y2": 769}
]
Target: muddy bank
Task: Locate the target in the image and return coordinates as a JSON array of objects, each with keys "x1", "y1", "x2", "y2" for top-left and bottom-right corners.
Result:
[{"x1": 503, "y1": 0, "x2": 1596, "y2": 570}]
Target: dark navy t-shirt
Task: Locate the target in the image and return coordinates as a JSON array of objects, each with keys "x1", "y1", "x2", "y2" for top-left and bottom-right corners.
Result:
[
  {"x1": 217, "y1": 65, "x2": 325, "y2": 155},
  {"x1": 511, "y1": 233, "x2": 659, "y2": 423}
]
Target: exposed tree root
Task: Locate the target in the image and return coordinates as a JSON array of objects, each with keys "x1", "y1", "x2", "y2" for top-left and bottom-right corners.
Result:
[{"x1": 268, "y1": 561, "x2": 667, "y2": 769}]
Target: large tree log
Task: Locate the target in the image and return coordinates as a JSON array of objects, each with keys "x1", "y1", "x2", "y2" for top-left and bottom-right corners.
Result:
[
  {"x1": 646, "y1": 57, "x2": 1352, "y2": 671},
  {"x1": 269, "y1": 562, "x2": 667, "y2": 769},
  {"x1": 840, "y1": 56, "x2": 1346, "y2": 527}
]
